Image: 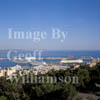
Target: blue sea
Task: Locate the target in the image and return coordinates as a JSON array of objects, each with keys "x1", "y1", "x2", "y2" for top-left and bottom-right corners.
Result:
[{"x1": 0, "y1": 50, "x2": 100, "y2": 69}]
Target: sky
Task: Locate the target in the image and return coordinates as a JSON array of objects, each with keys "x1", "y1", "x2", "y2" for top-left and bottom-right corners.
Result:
[{"x1": 0, "y1": 0, "x2": 100, "y2": 50}]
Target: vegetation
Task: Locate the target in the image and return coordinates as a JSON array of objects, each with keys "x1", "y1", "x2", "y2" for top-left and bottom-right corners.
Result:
[{"x1": 0, "y1": 63, "x2": 100, "y2": 100}]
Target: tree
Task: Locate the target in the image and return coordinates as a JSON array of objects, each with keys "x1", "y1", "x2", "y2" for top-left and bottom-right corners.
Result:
[
  {"x1": 0, "y1": 96, "x2": 7, "y2": 100},
  {"x1": 76, "y1": 68, "x2": 90, "y2": 90}
]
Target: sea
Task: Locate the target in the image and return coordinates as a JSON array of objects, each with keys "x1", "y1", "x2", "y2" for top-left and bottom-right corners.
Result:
[{"x1": 0, "y1": 50, "x2": 100, "y2": 69}]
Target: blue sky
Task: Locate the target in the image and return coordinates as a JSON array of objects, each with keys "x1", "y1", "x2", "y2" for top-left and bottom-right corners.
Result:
[{"x1": 0, "y1": 0, "x2": 100, "y2": 50}]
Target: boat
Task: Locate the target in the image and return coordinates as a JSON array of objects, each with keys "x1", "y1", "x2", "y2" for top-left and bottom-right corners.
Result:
[
  {"x1": 13, "y1": 57, "x2": 47, "y2": 66},
  {"x1": 60, "y1": 59, "x2": 83, "y2": 64}
]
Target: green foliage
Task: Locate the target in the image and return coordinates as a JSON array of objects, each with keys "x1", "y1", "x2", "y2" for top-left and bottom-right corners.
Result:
[
  {"x1": 0, "y1": 96, "x2": 7, "y2": 100},
  {"x1": 0, "y1": 63, "x2": 100, "y2": 100},
  {"x1": 77, "y1": 68, "x2": 90, "y2": 89}
]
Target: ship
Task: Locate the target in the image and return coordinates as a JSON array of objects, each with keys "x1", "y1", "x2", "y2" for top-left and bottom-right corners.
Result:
[
  {"x1": 13, "y1": 57, "x2": 47, "y2": 66},
  {"x1": 60, "y1": 59, "x2": 83, "y2": 64}
]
